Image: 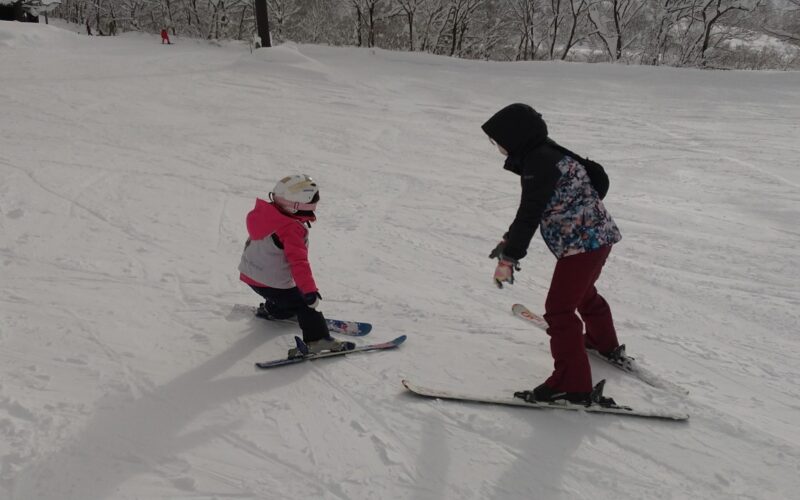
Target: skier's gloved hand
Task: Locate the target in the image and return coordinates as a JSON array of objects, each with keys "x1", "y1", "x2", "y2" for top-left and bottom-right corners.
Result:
[
  {"x1": 489, "y1": 238, "x2": 507, "y2": 260},
  {"x1": 303, "y1": 291, "x2": 321, "y2": 309},
  {"x1": 494, "y1": 257, "x2": 521, "y2": 289}
]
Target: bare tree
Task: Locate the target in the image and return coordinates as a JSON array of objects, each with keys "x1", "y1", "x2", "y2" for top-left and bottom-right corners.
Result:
[
  {"x1": 762, "y1": 0, "x2": 800, "y2": 44},
  {"x1": 679, "y1": 0, "x2": 764, "y2": 66},
  {"x1": 268, "y1": 0, "x2": 301, "y2": 40},
  {"x1": 470, "y1": 0, "x2": 508, "y2": 59},
  {"x1": 417, "y1": 0, "x2": 448, "y2": 51},
  {"x1": 162, "y1": 0, "x2": 175, "y2": 34},
  {"x1": 254, "y1": 0, "x2": 271, "y2": 46},
  {"x1": 509, "y1": 0, "x2": 545, "y2": 60},
  {"x1": 395, "y1": 0, "x2": 422, "y2": 49},
  {"x1": 588, "y1": 0, "x2": 646, "y2": 61},
  {"x1": 298, "y1": 0, "x2": 339, "y2": 43},
  {"x1": 642, "y1": 0, "x2": 673, "y2": 65},
  {"x1": 545, "y1": 0, "x2": 564, "y2": 59},
  {"x1": 559, "y1": 0, "x2": 592, "y2": 59},
  {"x1": 784, "y1": 0, "x2": 800, "y2": 42},
  {"x1": 437, "y1": 0, "x2": 485, "y2": 56},
  {"x1": 350, "y1": 0, "x2": 381, "y2": 47}
]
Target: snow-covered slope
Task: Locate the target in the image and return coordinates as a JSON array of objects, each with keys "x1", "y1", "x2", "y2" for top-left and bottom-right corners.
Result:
[{"x1": 1, "y1": 22, "x2": 799, "y2": 500}]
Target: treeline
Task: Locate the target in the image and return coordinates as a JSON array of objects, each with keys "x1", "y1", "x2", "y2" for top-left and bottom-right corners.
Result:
[{"x1": 54, "y1": 0, "x2": 800, "y2": 69}]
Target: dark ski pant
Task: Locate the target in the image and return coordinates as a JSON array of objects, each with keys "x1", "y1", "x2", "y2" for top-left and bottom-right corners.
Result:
[
  {"x1": 249, "y1": 286, "x2": 329, "y2": 343},
  {"x1": 543, "y1": 245, "x2": 619, "y2": 393}
]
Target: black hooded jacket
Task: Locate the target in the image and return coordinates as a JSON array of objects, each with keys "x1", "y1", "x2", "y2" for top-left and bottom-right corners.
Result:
[{"x1": 482, "y1": 104, "x2": 610, "y2": 261}]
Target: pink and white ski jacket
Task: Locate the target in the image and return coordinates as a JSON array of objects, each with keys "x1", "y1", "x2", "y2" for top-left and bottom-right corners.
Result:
[{"x1": 238, "y1": 198, "x2": 318, "y2": 294}]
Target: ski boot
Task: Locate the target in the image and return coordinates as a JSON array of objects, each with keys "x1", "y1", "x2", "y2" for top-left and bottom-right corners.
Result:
[
  {"x1": 514, "y1": 380, "x2": 618, "y2": 407},
  {"x1": 287, "y1": 336, "x2": 355, "y2": 359},
  {"x1": 514, "y1": 383, "x2": 592, "y2": 405},
  {"x1": 596, "y1": 344, "x2": 635, "y2": 371},
  {"x1": 255, "y1": 302, "x2": 296, "y2": 321}
]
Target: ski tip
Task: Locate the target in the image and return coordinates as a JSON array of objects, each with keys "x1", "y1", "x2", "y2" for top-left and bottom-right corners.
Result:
[
  {"x1": 401, "y1": 378, "x2": 423, "y2": 393},
  {"x1": 393, "y1": 335, "x2": 408, "y2": 345}
]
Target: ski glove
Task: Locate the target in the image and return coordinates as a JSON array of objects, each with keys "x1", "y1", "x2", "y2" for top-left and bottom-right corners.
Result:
[
  {"x1": 303, "y1": 292, "x2": 321, "y2": 309},
  {"x1": 494, "y1": 258, "x2": 521, "y2": 289},
  {"x1": 488, "y1": 238, "x2": 507, "y2": 260}
]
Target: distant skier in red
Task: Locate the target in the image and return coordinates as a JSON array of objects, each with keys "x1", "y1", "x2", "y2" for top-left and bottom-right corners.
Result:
[{"x1": 160, "y1": 29, "x2": 171, "y2": 45}]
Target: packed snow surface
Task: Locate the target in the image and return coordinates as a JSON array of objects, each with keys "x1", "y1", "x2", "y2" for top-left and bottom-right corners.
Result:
[{"x1": 1, "y1": 21, "x2": 799, "y2": 500}]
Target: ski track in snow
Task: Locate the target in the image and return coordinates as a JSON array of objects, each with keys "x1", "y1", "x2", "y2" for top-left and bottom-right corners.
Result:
[{"x1": 2, "y1": 21, "x2": 800, "y2": 499}]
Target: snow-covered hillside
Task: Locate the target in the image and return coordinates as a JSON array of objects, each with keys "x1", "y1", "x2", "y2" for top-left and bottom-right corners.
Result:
[{"x1": 1, "y1": 21, "x2": 799, "y2": 500}]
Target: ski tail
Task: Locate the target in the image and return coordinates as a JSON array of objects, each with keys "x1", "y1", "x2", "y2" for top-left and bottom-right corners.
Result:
[
  {"x1": 232, "y1": 304, "x2": 372, "y2": 336},
  {"x1": 511, "y1": 303, "x2": 688, "y2": 396}
]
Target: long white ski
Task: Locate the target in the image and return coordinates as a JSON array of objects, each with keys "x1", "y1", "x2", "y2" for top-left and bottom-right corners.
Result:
[
  {"x1": 511, "y1": 303, "x2": 688, "y2": 395},
  {"x1": 403, "y1": 379, "x2": 689, "y2": 421}
]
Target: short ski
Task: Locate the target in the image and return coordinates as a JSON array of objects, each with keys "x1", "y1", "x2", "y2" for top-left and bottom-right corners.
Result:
[
  {"x1": 233, "y1": 304, "x2": 372, "y2": 336},
  {"x1": 511, "y1": 304, "x2": 687, "y2": 395},
  {"x1": 255, "y1": 335, "x2": 407, "y2": 369},
  {"x1": 402, "y1": 379, "x2": 689, "y2": 421}
]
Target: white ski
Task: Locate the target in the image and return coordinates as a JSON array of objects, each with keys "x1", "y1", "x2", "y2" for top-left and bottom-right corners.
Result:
[
  {"x1": 511, "y1": 303, "x2": 688, "y2": 395},
  {"x1": 403, "y1": 379, "x2": 689, "y2": 421}
]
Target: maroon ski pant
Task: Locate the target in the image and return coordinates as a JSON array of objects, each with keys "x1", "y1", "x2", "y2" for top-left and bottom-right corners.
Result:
[{"x1": 543, "y1": 245, "x2": 619, "y2": 392}]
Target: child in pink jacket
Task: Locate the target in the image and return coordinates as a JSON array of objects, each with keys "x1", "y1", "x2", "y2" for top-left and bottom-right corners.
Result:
[{"x1": 239, "y1": 175, "x2": 353, "y2": 356}]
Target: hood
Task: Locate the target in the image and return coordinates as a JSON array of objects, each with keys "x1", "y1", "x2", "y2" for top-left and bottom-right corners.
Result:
[
  {"x1": 481, "y1": 103, "x2": 548, "y2": 156},
  {"x1": 247, "y1": 199, "x2": 313, "y2": 240}
]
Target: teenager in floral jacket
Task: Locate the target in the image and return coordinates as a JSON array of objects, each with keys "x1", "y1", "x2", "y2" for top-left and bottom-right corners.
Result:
[{"x1": 482, "y1": 103, "x2": 623, "y2": 404}]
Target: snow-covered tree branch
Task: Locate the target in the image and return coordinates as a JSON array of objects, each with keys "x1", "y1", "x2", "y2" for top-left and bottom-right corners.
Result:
[{"x1": 49, "y1": 0, "x2": 800, "y2": 68}]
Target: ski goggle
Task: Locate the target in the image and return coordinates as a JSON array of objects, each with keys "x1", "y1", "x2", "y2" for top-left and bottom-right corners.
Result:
[{"x1": 272, "y1": 192, "x2": 319, "y2": 213}]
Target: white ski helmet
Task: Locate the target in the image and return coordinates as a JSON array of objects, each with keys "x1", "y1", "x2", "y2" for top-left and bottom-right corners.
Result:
[{"x1": 270, "y1": 174, "x2": 320, "y2": 215}]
